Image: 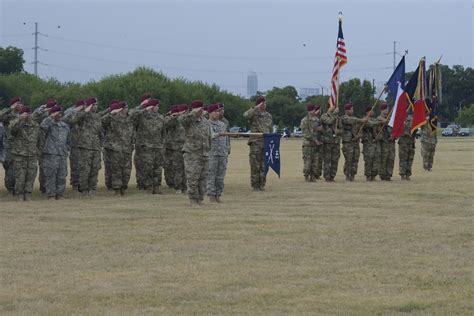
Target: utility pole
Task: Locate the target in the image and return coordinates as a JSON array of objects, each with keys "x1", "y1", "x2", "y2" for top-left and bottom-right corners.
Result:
[
  {"x1": 372, "y1": 79, "x2": 376, "y2": 97},
  {"x1": 33, "y1": 22, "x2": 39, "y2": 76},
  {"x1": 393, "y1": 41, "x2": 396, "y2": 70}
]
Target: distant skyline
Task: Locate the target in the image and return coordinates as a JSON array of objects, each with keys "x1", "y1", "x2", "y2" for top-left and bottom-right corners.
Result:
[{"x1": 1, "y1": 0, "x2": 473, "y2": 97}]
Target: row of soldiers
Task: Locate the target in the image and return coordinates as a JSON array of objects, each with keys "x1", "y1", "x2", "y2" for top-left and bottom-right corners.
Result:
[
  {"x1": 0, "y1": 96, "x2": 231, "y2": 205},
  {"x1": 299, "y1": 101, "x2": 438, "y2": 183}
]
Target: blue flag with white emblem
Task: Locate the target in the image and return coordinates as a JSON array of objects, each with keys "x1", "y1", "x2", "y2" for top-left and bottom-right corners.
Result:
[{"x1": 263, "y1": 133, "x2": 281, "y2": 177}]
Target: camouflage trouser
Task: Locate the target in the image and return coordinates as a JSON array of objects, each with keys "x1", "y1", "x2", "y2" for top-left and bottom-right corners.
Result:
[
  {"x1": 207, "y1": 155, "x2": 228, "y2": 197},
  {"x1": 43, "y1": 154, "x2": 68, "y2": 197},
  {"x1": 323, "y1": 143, "x2": 340, "y2": 180},
  {"x1": 38, "y1": 155, "x2": 46, "y2": 193},
  {"x1": 362, "y1": 141, "x2": 380, "y2": 177},
  {"x1": 105, "y1": 149, "x2": 132, "y2": 191},
  {"x1": 249, "y1": 142, "x2": 266, "y2": 189},
  {"x1": 398, "y1": 140, "x2": 415, "y2": 176},
  {"x1": 378, "y1": 142, "x2": 395, "y2": 180},
  {"x1": 316, "y1": 145, "x2": 323, "y2": 178},
  {"x1": 171, "y1": 148, "x2": 186, "y2": 191},
  {"x1": 2, "y1": 157, "x2": 15, "y2": 193},
  {"x1": 12, "y1": 154, "x2": 37, "y2": 195},
  {"x1": 342, "y1": 142, "x2": 360, "y2": 178},
  {"x1": 183, "y1": 153, "x2": 209, "y2": 202},
  {"x1": 69, "y1": 147, "x2": 80, "y2": 188},
  {"x1": 134, "y1": 147, "x2": 164, "y2": 190},
  {"x1": 421, "y1": 141, "x2": 436, "y2": 170},
  {"x1": 164, "y1": 147, "x2": 174, "y2": 188},
  {"x1": 78, "y1": 148, "x2": 101, "y2": 192},
  {"x1": 302, "y1": 145, "x2": 319, "y2": 178}
]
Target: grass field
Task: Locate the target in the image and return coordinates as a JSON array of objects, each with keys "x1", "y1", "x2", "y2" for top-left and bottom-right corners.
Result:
[{"x1": 1, "y1": 138, "x2": 473, "y2": 315}]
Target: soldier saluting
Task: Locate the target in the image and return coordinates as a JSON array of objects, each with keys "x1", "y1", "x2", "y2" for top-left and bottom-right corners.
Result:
[
  {"x1": 321, "y1": 102, "x2": 342, "y2": 182},
  {"x1": 243, "y1": 96, "x2": 273, "y2": 191}
]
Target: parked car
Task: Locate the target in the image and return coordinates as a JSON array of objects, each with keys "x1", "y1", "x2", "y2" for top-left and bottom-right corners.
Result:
[
  {"x1": 282, "y1": 127, "x2": 291, "y2": 138},
  {"x1": 446, "y1": 124, "x2": 460, "y2": 135},
  {"x1": 292, "y1": 129, "x2": 303, "y2": 138},
  {"x1": 457, "y1": 128, "x2": 472, "y2": 137},
  {"x1": 441, "y1": 128, "x2": 456, "y2": 137}
]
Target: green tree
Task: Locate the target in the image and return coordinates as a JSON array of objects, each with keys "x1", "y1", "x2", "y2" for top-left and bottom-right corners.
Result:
[
  {"x1": 339, "y1": 78, "x2": 375, "y2": 116},
  {"x1": 0, "y1": 46, "x2": 25, "y2": 74},
  {"x1": 455, "y1": 104, "x2": 474, "y2": 127}
]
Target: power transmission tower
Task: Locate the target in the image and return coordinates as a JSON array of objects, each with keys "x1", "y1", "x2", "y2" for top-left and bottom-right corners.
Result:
[
  {"x1": 393, "y1": 41, "x2": 396, "y2": 71},
  {"x1": 33, "y1": 22, "x2": 39, "y2": 76}
]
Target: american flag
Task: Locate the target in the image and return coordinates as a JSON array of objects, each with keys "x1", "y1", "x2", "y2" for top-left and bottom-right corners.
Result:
[{"x1": 329, "y1": 15, "x2": 347, "y2": 108}]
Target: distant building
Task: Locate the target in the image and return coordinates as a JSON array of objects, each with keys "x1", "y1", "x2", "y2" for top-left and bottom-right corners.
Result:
[
  {"x1": 247, "y1": 71, "x2": 258, "y2": 97},
  {"x1": 299, "y1": 87, "x2": 320, "y2": 100}
]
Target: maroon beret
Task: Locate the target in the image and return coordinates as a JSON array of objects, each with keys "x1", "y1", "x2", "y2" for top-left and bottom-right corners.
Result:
[
  {"x1": 110, "y1": 102, "x2": 123, "y2": 111},
  {"x1": 118, "y1": 101, "x2": 127, "y2": 109},
  {"x1": 139, "y1": 94, "x2": 152, "y2": 104},
  {"x1": 170, "y1": 106, "x2": 180, "y2": 114},
  {"x1": 20, "y1": 106, "x2": 32, "y2": 114},
  {"x1": 108, "y1": 99, "x2": 120, "y2": 107},
  {"x1": 379, "y1": 103, "x2": 388, "y2": 110},
  {"x1": 46, "y1": 99, "x2": 58, "y2": 108},
  {"x1": 255, "y1": 96, "x2": 266, "y2": 105},
  {"x1": 142, "y1": 98, "x2": 159, "y2": 109},
  {"x1": 49, "y1": 105, "x2": 62, "y2": 114},
  {"x1": 207, "y1": 104, "x2": 219, "y2": 113},
  {"x1": 365, "y1": 106, "x2": 373, "y2": 113},
  {"x1": 307, "y1": 104, "x2": 316, "y2": 112},
  {"x1": 314, "y1": 104, "x2": 321, "y2": 111},
  {"x1": 344, "y1": 103, "x2": 353, "y2": 110},
  {"x1": 216, "y1": 102, "x2": 224, "y2": 109},
  {"x1": 85, "y1": 97, "x2": 98, "y2": 106},
  {"x1": 191, "y1": 100, "x2": 204, "y2": 109},
  {"x1": 9, "y1": 97, "x2": 22, "y2": 106},
  {"x1": 75, "y1": 99, "x2": 85, "y2": 107},
  {"x1": 178, "y1": 104, "x2": 189, "y2": 112}
]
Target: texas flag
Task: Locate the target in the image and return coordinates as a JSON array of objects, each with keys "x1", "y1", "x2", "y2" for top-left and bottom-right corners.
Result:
[{"x1": 389, "y1": 82, "x2": 409, "y2": 138}]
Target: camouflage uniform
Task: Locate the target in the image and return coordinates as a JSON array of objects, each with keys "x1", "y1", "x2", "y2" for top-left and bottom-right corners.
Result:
[
  {"x1": 102, "y1": 113, "x2": 135, "y2": 194},
  {"x1": 0, "y1": 108, "x2": 19, "y2": 194},
  {"x1": 9, "y1": 118, "x2": 40, "y2": 199},
  {"x1": 99, "y1": 109, "x2": 112, "y2": 190},
  {"x1": 70, "y1": 111, "x2": 103, "y2": 194},
  {"x1": 340, "y1": 115, "x2": 364, "y2": 181},
  {"x1": 0, "y1": 123, "x2": 4, "y2": 163},
  {"x1": 300, "y1": 114, "x2": 322, "y2": 181},
  {"x1": 321, "y1": 112, "x2": 341, "y2": 181},
  {"x1": 163, "y1": 121, "x2": 175, "y2": 189},
  {"x1": 165, "y1": 115, "x2": 187, "y2": 192},
  {"x1": 362, "y1": 118, "x2": 381, "y2": 180},
  {"x1": 377, "y1": 115, "x2": 395, "y2": 181},
  {"x1": 243, "y1": 107, "x2": 273, "y2": 190},
  {"x1": 32, "y1": 106, "x2": 52, "y2": 193},
  {"x1": 39, "y1": 117, "x2": 70, "y2": 198},
  {"x1": 420, "y1": 124, "x2": 437, "y2": 171},
  {"x1": 207, "y1": 119, "x2": 229, "y2": 199},
  {"x1": 62, "y1": 107, "x2": 80, "y2": 190},
  {"x1": 130, "y1": 109, "x2": 165, "y2": 193},
  {"x1": 398, "y1": 115, "x2": 415, "y2": 179},
  {"x1": 180, "y1": 111, "x2": 211, "y2": 204}
]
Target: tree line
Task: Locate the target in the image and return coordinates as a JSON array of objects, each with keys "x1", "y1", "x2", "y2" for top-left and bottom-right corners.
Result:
[{"x1": 1, "y1": 46, "x2": 473, "y2": 129}]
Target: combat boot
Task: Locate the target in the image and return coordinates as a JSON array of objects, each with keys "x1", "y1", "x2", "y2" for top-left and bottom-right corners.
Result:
[
  {"x1": 55, "y1": 195, "x2": 64, "y2": 200},
  {"x1": 208, "y1": 195, "x2": 217, "y2": 203},
  {"x1": 401, "y1": 175, "x2": 406, "y2": 180},
  {"x1": 216, "y1": 195, "x2": 222, "y2": 203},
  {"x1": 405, "y1": 175, "x2": 411, "y2": 181},
  {"x1": 120, "y1": 188, "x2": 126, "y2": 196},
  {"x1": 152, "y1": 186, "x2": 162, "y2": 195},
  {"x1": 24, "y1": 193, "x2": 32, "y2": 201},
  {"x1": 309, "y1": 176, "x2": 316, "y2": 182},
  {"x1": 304, "y1": 175, "x2": 309, "y2": 182},
  {"x1": 190, "y1": 199, "x2": 200, "y2": 207},
  {"x1": 17, "y1": 194, "x2": 24, "y2": 202}
]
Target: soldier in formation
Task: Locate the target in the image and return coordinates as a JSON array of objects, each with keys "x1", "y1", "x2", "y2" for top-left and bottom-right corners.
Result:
[
  {"x1": 180, "y1": 100, "x2": 211, "y2": 206},
  {"x1": 398, "y1": 113, "x2": 416, "y2": 180},
  {"x1": 340, "y1": 103, "x2": 367, "y2": 181},
  {"x1": 206, "y1": 103, "x2": 230, "y2": 202},
  {"x1": 420, "y1": 122, "x2": 437, "y2": 171},
  {"x1": 39, "y1": 105, "x2": 70, "y2": 200},
  {"x1": 300, "y1": 104, "x2": 323, "y2": 182},
  {"x1": 376, "y1": 103, "x2": 395, "y2": 181},
  {"x1": 102, "y1": 101, "x2": 135, "y2": 195},
  {"x1": 165, "y1": 104, "x2": 188, "y2": 194},
  {"x1": 0, "y1": 97, "x2": 22, "y2": 195},
  {"x1": 10, "y1": 106, "x2": 40, "y2": 201},
  {"x1": 131, "y1": 98, "x2": 165, "y2": 194},
  {"x1": 243, "y1": 96, "x2": 273, "y2": 191},
  {"x1": 361, "y1": 106, "x2": 382, "y2": 181},
  {"x1": 320, "y1": 102, "x2": 341, "y2": 182}
]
